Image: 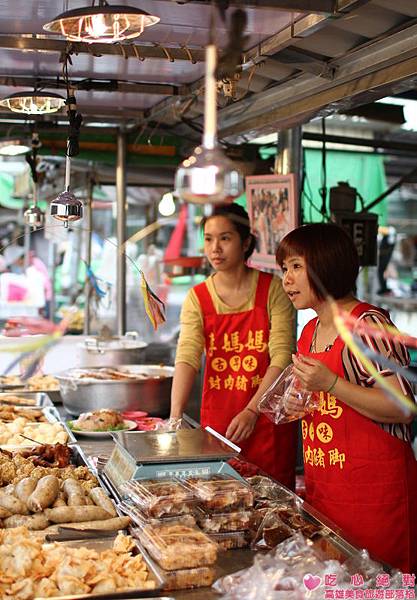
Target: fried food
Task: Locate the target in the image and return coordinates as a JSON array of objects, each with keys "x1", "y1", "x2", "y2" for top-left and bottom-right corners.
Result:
[{"x1": 0, "y1": 528, "x2": 155, "y2": 599}]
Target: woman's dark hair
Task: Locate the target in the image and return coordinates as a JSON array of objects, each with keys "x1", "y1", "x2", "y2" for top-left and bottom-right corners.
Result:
[
  {"x1": 276, "y1": 223, "x2": 360, "y2": 300},
  {"x1": 201, "y1": 203, "x2": 256, "y2": 261}
]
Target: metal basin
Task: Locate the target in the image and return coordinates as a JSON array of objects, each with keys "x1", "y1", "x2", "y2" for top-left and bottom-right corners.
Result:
[
  {"x1": 78, "y1": 333, "x2": 147, "y2": 367},
  {"x1": 56, "y1": 365, "x2": 174, "y2": 417}
]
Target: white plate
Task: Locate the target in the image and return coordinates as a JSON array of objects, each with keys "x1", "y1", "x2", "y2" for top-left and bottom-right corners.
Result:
[{"x1": 67, "y1": 419, "x2": 137, "y2": 438}]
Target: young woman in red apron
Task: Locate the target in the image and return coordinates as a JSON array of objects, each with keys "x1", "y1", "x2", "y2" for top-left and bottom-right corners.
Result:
[
  {"x1": 276, "y1": 222, "x2": 417, "y2": 573},
  {"x1": 171, "y1": 203, "x2": 297, "y2": 488}
]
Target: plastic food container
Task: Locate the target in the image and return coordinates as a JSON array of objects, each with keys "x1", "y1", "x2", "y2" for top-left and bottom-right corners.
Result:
[
  {"x1": 134, "y1": 521, "x2": 218, "y2": 570},
  {"x1": 208, "y1": 531, "x2": 248, "y2": 551},
  {"x1": 162, "y1": 565, "x2": 216, "y2": 590},
  {"x1": 196, "y1": 506, "x2": 253, "y2": 533},
  {"x1": 120, "y1": 478, "x2": 197, "y2": 518},
  {"x1": 185, "y1": 474, "x2": 254, "y2": 512},
  {"x1": 120, "y1": 502, "x2": 197, "y2": 529}
]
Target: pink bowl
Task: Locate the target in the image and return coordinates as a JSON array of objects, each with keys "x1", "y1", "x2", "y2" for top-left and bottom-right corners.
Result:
[{"x1": 122, "y1": 411, "x2": 148, "y2": 419}]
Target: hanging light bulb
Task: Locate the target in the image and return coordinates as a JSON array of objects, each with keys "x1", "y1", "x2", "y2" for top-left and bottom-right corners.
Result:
[
  {"x1": 175, "y1": 44, "x2": 244, "y2": 205},
  {"x1": 0, "y1": 91, "x2": 65, "y2": 115},
  {"x1": 158, "y1": 192, "x2": 176, "y2": 216},
  {"x1": 43, "y1": 1, "x2": 160, "y2": 44},
  {"x1": 50, "y1": 89, "x2": 83, "y2": 227},
  {"x1": 24, "y1": 205, "x2": 45, "y2": 230}
]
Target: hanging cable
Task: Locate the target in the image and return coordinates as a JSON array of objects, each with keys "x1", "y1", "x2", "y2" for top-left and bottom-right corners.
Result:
[
  {"x1": 25, "y1": 131, "x2": 40, "y2": 186},
  {"x1": 319, "y1": 117, "x2": 328, "y2": 221}
]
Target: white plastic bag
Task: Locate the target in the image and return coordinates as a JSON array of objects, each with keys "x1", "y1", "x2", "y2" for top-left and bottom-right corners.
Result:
[{"x1": 258, "y1": 365, "x2": 320, "y2": 425}]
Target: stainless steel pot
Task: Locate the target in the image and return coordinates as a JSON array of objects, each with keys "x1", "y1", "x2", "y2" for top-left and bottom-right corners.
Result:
[
  {"x1": 78, "y1": 332, "x2": 147, "y2": 367},
  {"x1": 56, "y1": 364, "x2": 174, "y2": 417}
]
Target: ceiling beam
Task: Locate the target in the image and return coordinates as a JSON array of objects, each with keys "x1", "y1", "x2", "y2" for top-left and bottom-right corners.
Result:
[
  {"x1": 0, "y1": 35, "x2": 205, "y2": 62},
  {"x1": 216, "y1": 20, "x2": 417, "y2": 138},
  {"x1": 139, "y1": 0, "x2": 369, "y2": 128},
  {"x1": 0, "y1": 76, "x2": 188, "y2": 97},
  {"x1": 154, "y1": 0, "x2": 338, "y2": 13}
]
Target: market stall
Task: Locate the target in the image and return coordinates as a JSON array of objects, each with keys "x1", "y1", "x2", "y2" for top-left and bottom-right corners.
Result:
[{"x1": 0, "y1": 378, "x2": 407, "y2": 600}]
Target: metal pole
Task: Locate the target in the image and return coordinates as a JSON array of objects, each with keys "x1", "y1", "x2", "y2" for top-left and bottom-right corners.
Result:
[
  {"x1": 83, "y1": 176, "x2": 93, "y2": 335},
  {"x1": 116, "y1": 127, "x2": 127, "y2": 335},
  {"x1": 48, "y1": 242, "x2": 56, "y2": 322},
  {"x1": 275, "y1": 126, "x2": 303, "y2": 223}
]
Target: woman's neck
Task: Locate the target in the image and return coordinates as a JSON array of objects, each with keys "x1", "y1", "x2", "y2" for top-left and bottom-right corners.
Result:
[
  {"x1": 214, "y1": 264, "x2": 251, "y2": 291},
  {"x1": 314, "y1": 295, "x2": 358, "y2": 328}
]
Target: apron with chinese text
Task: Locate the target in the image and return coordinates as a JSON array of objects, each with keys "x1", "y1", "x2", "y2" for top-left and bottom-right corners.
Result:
[
  {"x1": 298, "y1": 302, "x2": 417, "y2": 573},
  {"x1": 195, "y1": 271, "x2": 297, "y2": 488}
]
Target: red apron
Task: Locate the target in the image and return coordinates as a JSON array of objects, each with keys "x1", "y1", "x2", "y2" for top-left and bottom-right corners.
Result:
[
  {"x1": 194, "y1": 271, "x2": 297, "y2": 489},
  {"x1": 298, "y1": 302, "x2": 417, "y2": 573}
]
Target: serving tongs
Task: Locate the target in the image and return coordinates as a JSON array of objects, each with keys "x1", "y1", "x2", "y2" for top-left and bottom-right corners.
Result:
[{"x1": 45, "y1": 527, "x2": 119, "y2": 542}]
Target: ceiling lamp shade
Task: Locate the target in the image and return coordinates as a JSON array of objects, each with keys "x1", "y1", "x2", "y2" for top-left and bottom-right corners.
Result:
[
  {"x1": 175, "y1": 44, "x2": 244, "y2": 204},
  {"x1": 43, "y1": 2, "x2": 160, "y2": 44},
  {"x1": 0, "y1": 139, "x2": 31, "y2": 156},
  {"x1": 0, "y1": 91, "x2": 65, "y2": 115},
  {"x1": 50, "y1": 190, "x2": 83, "y2": 227},
  {"x1": 24, "y1": 205, "x2": 45, "y2": 230}
]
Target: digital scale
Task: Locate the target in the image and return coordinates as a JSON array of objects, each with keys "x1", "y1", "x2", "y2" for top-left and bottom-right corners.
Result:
[{"x1": 103, "y1": 428, "x2": 242, "y2": 489}]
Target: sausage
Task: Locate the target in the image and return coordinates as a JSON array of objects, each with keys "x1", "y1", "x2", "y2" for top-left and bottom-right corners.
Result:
[
  {"x1": 15, "y1": 478, "x2": 37, "y2": 504},
  {"x1": 59, "y1": 516, "x2": 131, "y2": 531},
  {"x1": 44, "y1": 506, "x2": 112, "y2": 523},
  {"x1": 27, "y1": 476, "x2": 60, "y2": 512},
  {"x1": 52, "y1": 492, "x2": 67, "y2": 508},
  {"x1": 62, "y1": 479, "x2": 86, "y2": 506},
  {"x1": 89, "y1": 487, "x2": 117, "y2": 517},
  {"x1": 4, "y1": 513, "x2": 49, "y2": 530},
  {"x1": 0, "y1": 491, "x2": 29, "y2": 515}
]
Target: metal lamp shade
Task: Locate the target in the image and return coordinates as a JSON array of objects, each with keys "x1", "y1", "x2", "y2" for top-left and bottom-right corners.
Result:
[
  {"x1": 43, "y1": 5, "x2": 159, "y2": 43},
  {"x1": 24, "y1": 206, "x2": 45, "y2": 230},
  {"x1": 175, "y1": 145, "x2": 244, "y2": 204},
  {"x1": 0, "y1": 91, "x2": 65, "y2": 114},
  {"x1": 50, "y1": 191, "x2": 83, "y2": 227}
]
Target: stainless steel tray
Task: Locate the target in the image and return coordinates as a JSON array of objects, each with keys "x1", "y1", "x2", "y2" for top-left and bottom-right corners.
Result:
[
  {"x1": 111, "y1": 429, "x2": 238, "y2": 465},
  {"x1": 0, "y1": 391, "x2": 52, "y2": 407},
  {"x1": 35, "y1": 536, "x2": 165, "y2": 600}
]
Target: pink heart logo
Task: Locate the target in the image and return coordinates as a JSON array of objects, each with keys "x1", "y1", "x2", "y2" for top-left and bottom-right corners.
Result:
[{"x1": 303, "y1": 573, "x2": 322, "y2": 591}]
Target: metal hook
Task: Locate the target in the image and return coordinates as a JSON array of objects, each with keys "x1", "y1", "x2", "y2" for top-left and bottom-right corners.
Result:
[
  {"x1": 181, "y1": 45, "x2": 196, "y2": 65},
  {"x1": 132, "y1": 45, "x2": 145, "y2": 62},
  {"x1": 154, "y1": 43, "x2": 174, "y2": 63}
]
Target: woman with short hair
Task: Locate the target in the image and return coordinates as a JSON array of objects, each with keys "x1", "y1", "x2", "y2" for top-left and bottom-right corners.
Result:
[{"x1": 276, "y1": 222, "x2": 417, "y2": 572}]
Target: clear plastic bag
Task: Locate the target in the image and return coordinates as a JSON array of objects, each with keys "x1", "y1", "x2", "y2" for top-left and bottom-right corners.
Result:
[
  {"x1": 258, "y1": 365, "x2": 320, "y2": 424},
  {"x1": 154, "y1": 417, "x2": 184, "y2": 431}
]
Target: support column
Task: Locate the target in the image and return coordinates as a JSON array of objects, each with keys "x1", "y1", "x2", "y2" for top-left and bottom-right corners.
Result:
[
  {"x1": 83, "y1": 176, "x2": 93, "y2": 335},
  {"x1": 116, "y1": 127, "x2": 127, "y2": 335}
]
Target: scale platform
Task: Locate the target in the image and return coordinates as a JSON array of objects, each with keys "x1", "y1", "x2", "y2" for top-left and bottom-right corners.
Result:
[{"x1": 103, "y1": 428, "x2": 241, "y2": 488}]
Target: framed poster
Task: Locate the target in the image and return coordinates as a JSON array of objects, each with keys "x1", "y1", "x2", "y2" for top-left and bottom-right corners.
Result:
[{"x1": 246, "y1": 173, "x2": 297, "y2": 269}]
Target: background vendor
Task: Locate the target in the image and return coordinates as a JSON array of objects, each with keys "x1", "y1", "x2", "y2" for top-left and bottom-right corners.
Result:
[{"x1": 170, "y1": 203, "x2": 297, "y2": 488}]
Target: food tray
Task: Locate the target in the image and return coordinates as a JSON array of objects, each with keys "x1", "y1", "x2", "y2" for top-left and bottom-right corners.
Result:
[
  {"x1": 132, "y1": 521, "x2": 218, "y2": 571},
  {"x1": 0, "y1": 420, "x2": 77, "y2": 448},
  {"x1": 196, "y1": 506, "x2": 253, "y2": 533},
  {"x1": 185, "y1": 474, "x2": 254, "y2": 512},
  {"x1": 208, "y1": 531, "x2": 248, "y2": 551},
  {"x1": 0, "y1": 404, "x2": 60, "y2": 424},
  {"x1": 0, "y1": 391, "x2": 52, "y2": 407},
  {"x1": 119, "y1": 478, "x2": 197, "y2": 518},
  {"x1": 35, "y1": 535, "x2": 164, "y2": 599}
]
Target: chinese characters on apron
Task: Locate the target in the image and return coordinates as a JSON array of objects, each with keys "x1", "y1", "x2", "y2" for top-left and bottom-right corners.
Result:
[
  {"x1": 195, "y1": 272, "x2": 297, "y2": 489},
  {"x1": 298, "y1": 302, "x2": 417, "y2": 573}
]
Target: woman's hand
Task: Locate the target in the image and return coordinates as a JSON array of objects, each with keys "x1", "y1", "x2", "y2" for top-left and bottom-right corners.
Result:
[
  {"x1": 225, "y1": 409, "x2": 258, "y2": 444},
  {"x1": 283, "y1": 389, "x2": 306, "y2": 419},
  {"x1": 292, "y1": 354, "x2": 336, "y2": 392}
]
